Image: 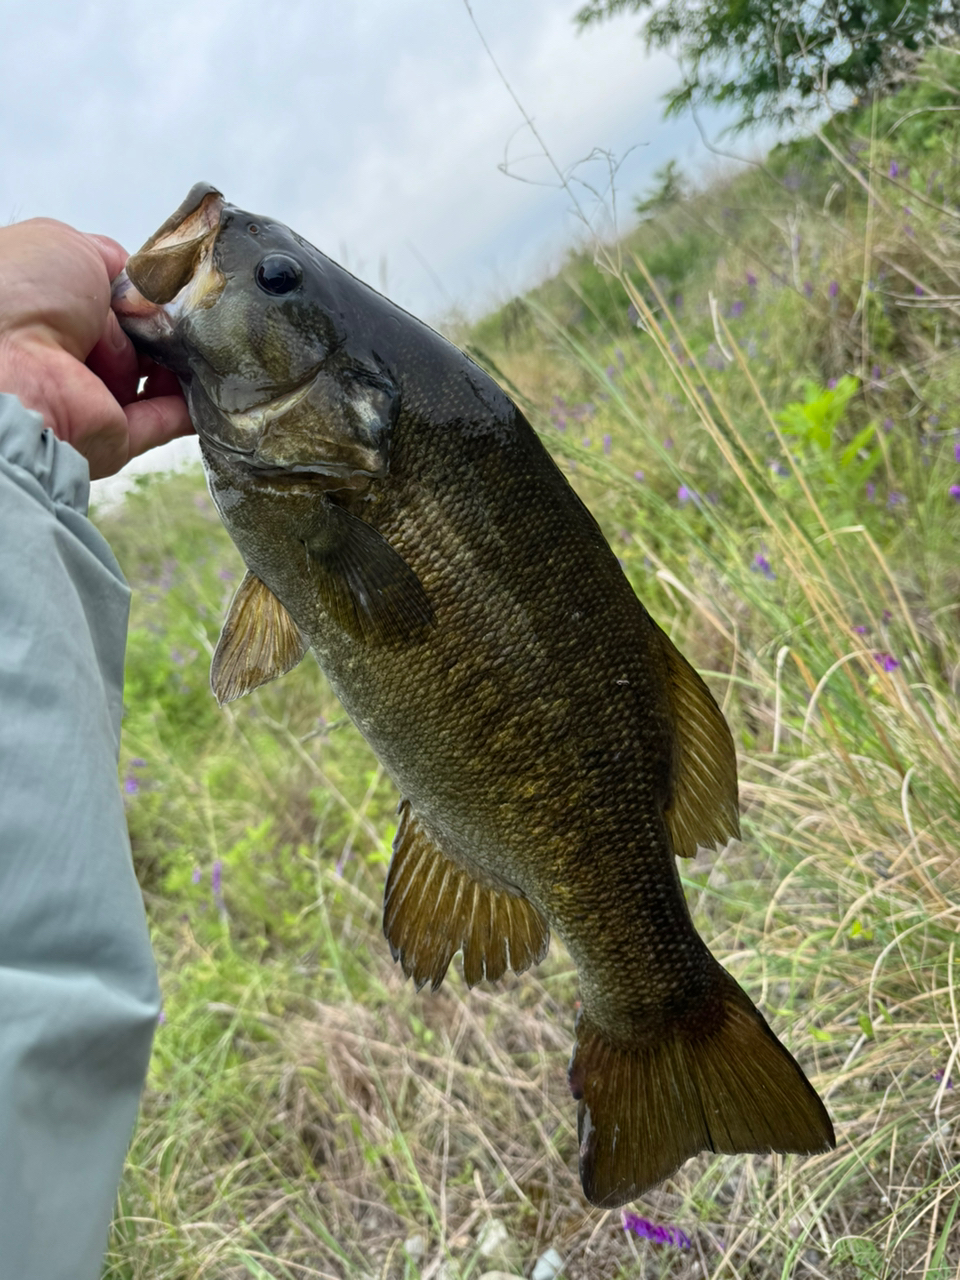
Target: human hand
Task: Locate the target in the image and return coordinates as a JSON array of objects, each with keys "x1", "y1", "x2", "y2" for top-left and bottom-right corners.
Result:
[{"x1": 0, "y1": 218, "x2": 192, "y2": 480}]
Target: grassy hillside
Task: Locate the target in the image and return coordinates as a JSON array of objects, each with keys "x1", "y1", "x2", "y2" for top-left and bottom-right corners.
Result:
[{"x1": 95, "y1": 49, "x2": 959, "y2": 1280}]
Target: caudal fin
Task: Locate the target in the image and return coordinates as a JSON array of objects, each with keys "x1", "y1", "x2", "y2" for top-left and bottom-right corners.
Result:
[{"x1": 568, "y1": 970, "x2": 835, "y2": 1208}]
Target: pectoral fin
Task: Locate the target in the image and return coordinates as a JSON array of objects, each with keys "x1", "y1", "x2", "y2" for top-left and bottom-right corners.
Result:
[
  {"x1": 383, "y1": 800, "x2": 550, "y2": 991},
  {"x1": 303, "y1": 502, "x2": 433, "y2": 645},
  {"x1": 656, "y1": 626, "x2": 741, "y2": 857},
  {"x1": 211, "y1": 570, "x2": 309, "y2": 705}
]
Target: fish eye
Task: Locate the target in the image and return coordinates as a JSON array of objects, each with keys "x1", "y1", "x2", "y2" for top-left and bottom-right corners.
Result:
[{"x1": 256, "y1": 254, "x2": 302, "y2": 296}]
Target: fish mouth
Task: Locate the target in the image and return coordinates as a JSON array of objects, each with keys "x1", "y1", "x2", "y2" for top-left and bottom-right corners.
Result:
[{"x1": 111, "y1": 182, "x2": 226, "y2": 337}]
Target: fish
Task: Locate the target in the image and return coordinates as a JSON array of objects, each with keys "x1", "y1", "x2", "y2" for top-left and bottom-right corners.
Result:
[{"x1": 112, "y1": 182, "x2": 835, "y2": 1207}]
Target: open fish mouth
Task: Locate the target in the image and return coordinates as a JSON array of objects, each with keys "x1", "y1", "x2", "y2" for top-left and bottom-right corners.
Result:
[
  {"x1": 111, "y1": 183, "x2": 226, "y2": 337},
  {"x1": 124, "y1": 183, "x2": 224, "y2": 306}
]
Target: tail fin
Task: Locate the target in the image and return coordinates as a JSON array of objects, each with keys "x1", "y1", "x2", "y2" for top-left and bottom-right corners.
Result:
[{"x1": 568, "y1": 970, "x2": 835, "y2": 1208}]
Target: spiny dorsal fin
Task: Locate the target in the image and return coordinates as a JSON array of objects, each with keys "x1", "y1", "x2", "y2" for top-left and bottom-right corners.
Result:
[
  {"x1": 211, "y1": 570, "x2": 309, "y2": 705},
  {"x1": 656, "y1": 626, "x2": 740, "y2": 857},
  {"x1": 383, "y1": 800, "x2": 550, "y2": 991},
  {"x1": 303, "y1": 502, "x2": 433, "y2": 645}
]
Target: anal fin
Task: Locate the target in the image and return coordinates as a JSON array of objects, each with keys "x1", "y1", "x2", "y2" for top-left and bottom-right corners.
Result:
[
  {"x1": 211, "y1": 570, "x2": 309, "y2": 705},
  {"x1": 383, "y1": 800, "x2": 550, "y2": 991}
]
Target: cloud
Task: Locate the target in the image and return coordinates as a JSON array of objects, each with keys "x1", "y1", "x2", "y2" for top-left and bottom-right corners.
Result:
[{"x1": 2, "y1": 0, "x2": 725, "y2": 320}]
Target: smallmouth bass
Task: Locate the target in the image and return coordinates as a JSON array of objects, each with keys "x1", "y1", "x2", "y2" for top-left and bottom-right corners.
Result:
[{"x1": 113, "y1": 183, "x2": 835, "y2": 1207}]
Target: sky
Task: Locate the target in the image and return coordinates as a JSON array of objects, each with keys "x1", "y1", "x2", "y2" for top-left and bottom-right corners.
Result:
[{"x1": 1, "y1": 0, "x2": 759, "y2": 497}]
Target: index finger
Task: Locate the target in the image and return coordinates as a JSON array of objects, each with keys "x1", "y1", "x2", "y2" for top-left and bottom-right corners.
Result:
[{"x1": 85, "y1": 233, "x2": 129, "y2": 283}]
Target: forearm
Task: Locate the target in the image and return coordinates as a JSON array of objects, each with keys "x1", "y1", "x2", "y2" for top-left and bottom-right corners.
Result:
[{"x1": 0, "y1": 395, "x2": 160, "y2": 1280}]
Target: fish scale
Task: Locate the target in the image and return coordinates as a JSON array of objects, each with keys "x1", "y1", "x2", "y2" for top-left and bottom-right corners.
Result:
[{"x1": 113, "y1": 181, "x2": 835, "y2": 1207}]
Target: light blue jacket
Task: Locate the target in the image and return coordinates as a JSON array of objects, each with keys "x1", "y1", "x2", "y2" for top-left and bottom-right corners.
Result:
[{"x1": 0, "y1": 395, "x2": 160, "y2": 1280}]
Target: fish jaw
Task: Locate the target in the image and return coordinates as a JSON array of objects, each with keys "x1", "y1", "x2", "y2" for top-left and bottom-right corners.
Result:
[{"x1": 125, "y1": 182, "x2": 225, "y2": 305}]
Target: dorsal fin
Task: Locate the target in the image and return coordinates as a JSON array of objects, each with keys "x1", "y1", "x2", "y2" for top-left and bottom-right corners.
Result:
[
  {"x1": 211, "y1": 570, "x2": 309, "y2": 705},
  {"x1": 383, "y1": 800, "x2": 550, "y2": 991},
  {"x1": 657, "y1": 626, "x2": 740, "y2": 857}
]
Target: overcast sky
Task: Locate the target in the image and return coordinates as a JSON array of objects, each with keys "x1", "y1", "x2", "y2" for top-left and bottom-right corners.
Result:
[{"x1": 1, "y1": 0, "x2": 759, "y2": 495}]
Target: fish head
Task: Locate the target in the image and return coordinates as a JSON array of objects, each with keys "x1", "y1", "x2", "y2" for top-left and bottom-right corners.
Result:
[{"x1": 112, "y1": 182, "x2": 397, "y2": 483}]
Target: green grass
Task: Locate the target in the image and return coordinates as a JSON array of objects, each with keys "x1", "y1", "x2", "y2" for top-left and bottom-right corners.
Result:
[{"x1": 95, "y1": 49, "x2": 959, "y2": 1280}]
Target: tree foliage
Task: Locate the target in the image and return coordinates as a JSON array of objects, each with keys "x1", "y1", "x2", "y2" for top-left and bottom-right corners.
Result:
[{"x1": 575, "y1": 0, "x2": 960, "y2": 130}]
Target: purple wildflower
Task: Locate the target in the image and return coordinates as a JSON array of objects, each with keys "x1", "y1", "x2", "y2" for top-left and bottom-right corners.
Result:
[
  {"x1": 192, "y1": 867, "x2": 202, "y2": 885},
  {"x1": 130, "y1": 757, "x2": 147, "y2": 768},
  {"x1": 730, "y1": 299, "x2": 745, "y2": 319},
  {"x1": 752, "y1": 553, "x2": 776, "y2": 580},
  {"x1": 883, "y1": 417, "x2": 894, "y2": 433},
  {"x1": 157, "y1": 1009, "x2": 167, "y2": 1026},
  {"x1": 853, "y1": 625, "x2": 868, "y2": 635},
  {"x1": 949, "y1": 485, "x2": 960, "y2": 502},
  {"x1": 663, "y1": 437, "x2": 674, "y2": 450},
  {"x1": 934, "y1": 1069, "x2": 954, "y2": 1089},
  {"x1": 915, "y1": 284, "x2": 924, "y2": 296},
  {"x1": 882, "y1": 609, "x2": 893, "y2": 624},
  {"x1": 746, "y1": 271, "x2": 757, "y2": 288},
  {"x1": 874, "y1": 653, "x2": 900, "y2": 672},
  {"x1": 829, "y1": 280, "x2": 839, "y2": 299},
  {"x1": 212, "y1": 860, "x2": 226, "y2": 919},
  {"x1": 218, "y1": 567, "x2": 235, "y2": 582},
  {"x1": 889, "y1": 160, "x2": 900, "y2": 179},
  {"x1": 827, "y1": 378, "x2": 837, "y2": 390},
  {"x1": 803, "y1": 281, "x2": 813, "y2": 297},
  {"x1": 581, "y1": 437, "x2": 591, "y2": 449},
  {"x1": 633, "y1": 470, "x2": 645, "y2": 482},
  {"x1": 768, "y1": 459, "x2": 788, "y2": 477},
  {"x1": 602, "y1": 434, "x2": 612, "y2": 456},
  {"x1": 954, "y1": 442, "x2": 960, "y2": 463},
  {"x1": 888, "y1": 491, "x2": 905, "y2": 508},
  {"x1": 555, "y1": 417, "x2": 567, "y2": 432},
  {"x1": 605, "y1": 364, "x2": 617, "y2": 380},
  {"x1": 678, "y1": 486, "x2": 692, "y2": 505},
  {"x1": 622, "y1": 1211, "x2": 691, "y2": 1249},
  {"x1": 123, "y1": 776, "x2": 139, "y2": 795},
  {"x1": 866, "y1": 481, "x2": 876, "y2": 502}
]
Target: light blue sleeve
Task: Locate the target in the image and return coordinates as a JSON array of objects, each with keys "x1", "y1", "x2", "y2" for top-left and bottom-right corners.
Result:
[{"x1": 0, "y1": 395, "x2": 161, "y2": 1280}]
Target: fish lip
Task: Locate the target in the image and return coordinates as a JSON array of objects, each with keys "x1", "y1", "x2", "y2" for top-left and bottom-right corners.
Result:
[
  {"x1": 111, "y1": 268, "x2": 170, "y2": 328},
  {"x1": 135, "y1": 184, "x2": 224, "y2": 260},
  {"x1": 112, "y1": 185, "x2": 226, "y2": 332}
]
